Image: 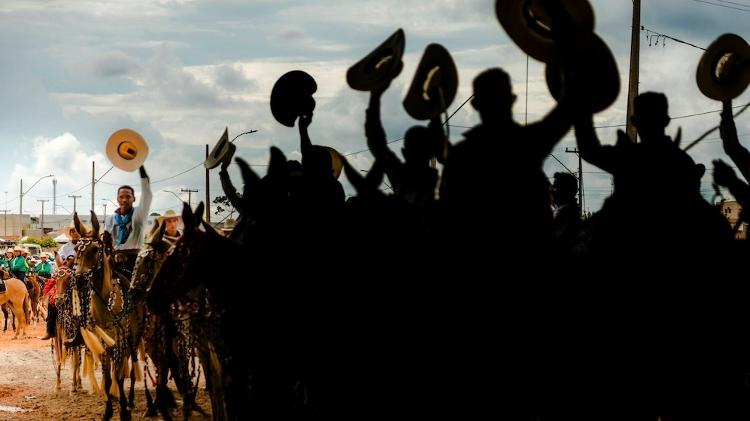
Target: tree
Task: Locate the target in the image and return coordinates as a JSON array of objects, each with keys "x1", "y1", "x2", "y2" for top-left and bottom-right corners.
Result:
[{"x1": 213, "y1": 194, "x2": 241, "y2": 218}]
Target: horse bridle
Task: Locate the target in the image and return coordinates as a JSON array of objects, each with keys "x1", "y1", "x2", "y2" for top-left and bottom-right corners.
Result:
[{"x1": 75, "y1": 237, "x2": 131, "y2": 324}]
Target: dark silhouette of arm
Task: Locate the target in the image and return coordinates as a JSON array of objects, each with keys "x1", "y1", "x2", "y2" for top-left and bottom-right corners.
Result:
[
  {"x1": 219, "y1": 160, "x2": 243, "y2": 210},
  {"x1": 720, "y1": 100, "x2": 750, "y2": 182},
  {"x1": 365, "y1": 86, "x2": 402, "y2": 189}
]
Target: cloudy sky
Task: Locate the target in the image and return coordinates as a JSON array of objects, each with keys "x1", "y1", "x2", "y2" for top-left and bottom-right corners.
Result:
[{"x1": 0, "y1": 0, "x2": 748, "y2": 221}]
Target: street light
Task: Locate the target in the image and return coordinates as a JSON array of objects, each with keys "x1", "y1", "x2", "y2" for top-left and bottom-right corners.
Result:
[
  {"x1": 20, "y1": 174, "x2": 53, "y2": 238},
  {"x1": 163, "y1": 190, "x2": 183, "y2": 204}
]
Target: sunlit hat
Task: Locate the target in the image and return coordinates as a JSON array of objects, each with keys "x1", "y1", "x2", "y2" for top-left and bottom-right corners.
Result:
[
  {"x1": 106, "y1": 129, "x2": 149, "y2": 172},
  {"x1": 696, "y1": 33, "x2": 750, "y2": 101},
  {"x1": 496, "y1": 0, "x2": 595, "y2": 64},
  {"x1": 157, "y1": 209, "x2": 181, "y2": 222},
  {"x1": 347, "y1": 28, "x2": 406, "y2": 91}
]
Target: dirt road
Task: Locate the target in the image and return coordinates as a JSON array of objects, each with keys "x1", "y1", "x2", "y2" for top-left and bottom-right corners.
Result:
[{"x1": 0, "y1": 322, "x2": 211, "y2": 420}]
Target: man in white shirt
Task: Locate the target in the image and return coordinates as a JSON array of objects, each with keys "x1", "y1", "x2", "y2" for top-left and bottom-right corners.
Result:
[{"x1": 103, "y1": 166, "x2": 152, "y2": 272}]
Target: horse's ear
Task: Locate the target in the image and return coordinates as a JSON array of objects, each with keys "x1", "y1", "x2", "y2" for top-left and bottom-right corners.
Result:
[
  {"x1": 235, "y1": 157, "x2": 260, "y2": 191},
  {"x1": 73, "y1": 212, "x2": 84, "y2": 237},
  {"x1": 90, "y1": 210, "x2": 99, "y2": 238},
  {"x1": 181, "y1": 202, "x2": 194, "y2": 233},
  {"x1": 267, "y1": 146, "x2": 287, "y2": 178},
  {"x1": 155, "y1": 220, "x2": 166, "y2": 243},
  {"x1": 194, "y1": 202, "x2": 205, "y2": 224},
  {"x1": 201, "y1": 220, "x2": 224, "y2": 241}
]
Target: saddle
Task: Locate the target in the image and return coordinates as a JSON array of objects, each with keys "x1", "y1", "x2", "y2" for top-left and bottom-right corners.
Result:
[{"x1": 0, "y1": 279, "x2": 6, "y2": 294}]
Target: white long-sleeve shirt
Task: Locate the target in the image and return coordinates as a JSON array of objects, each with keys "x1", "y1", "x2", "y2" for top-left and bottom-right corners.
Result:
[{"x1": 104, "y1": 176, "x2": 152, "y2": 250}]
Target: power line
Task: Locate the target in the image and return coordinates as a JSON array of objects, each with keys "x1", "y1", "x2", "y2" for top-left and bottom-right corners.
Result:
[
  {"x1": 691, "y1": 0, "x2": 750, "y2": 12},
  {"x1": 641, "y1": 26, "x2": 706, "y2": 51},
  {"x1": 717, "y1": 0, "x2": 750, "y2": 7}
]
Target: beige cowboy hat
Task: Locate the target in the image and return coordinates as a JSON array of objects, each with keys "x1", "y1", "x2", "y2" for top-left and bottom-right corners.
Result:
[
  {"x1": 697, "y1": 33, "x2": 750, "y2": 101},
  {"x1": 347, "y1": 28, "x2": 406, "y2": 91},
  {"x1": 12, "y1": 245, "x2": 26, "y2": 253},
  {"x1": 157, "y1": 209, "x2": 181, "y2": 222},
  {"x1": 402, "y1": 43, "x2": 459, "y2": 121},
  {"x1": 496, "y1": 0, "x2": 595, "y2": 64},
  {"x1": 270, "y1": 70, "x2": 317, "y2": 127},
  {"x1": 106, "y1": 128, "x2": 149, "y2": 172},
  {"x1": 545, "y1": 32, "x2": 620, "y2": 113},
  {"x1": 205, "y1": 127, "x2": 237, "y2": 170}
]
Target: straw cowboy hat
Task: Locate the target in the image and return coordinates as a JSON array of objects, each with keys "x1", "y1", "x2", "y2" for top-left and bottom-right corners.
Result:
[
  {"x1": 157, "y1": 209, "x2": 181, "y2": 222},
  {"x1": 106, "y1": 128, "x2": 149, "y2": 172},
  {"x1": 496, "y1": 0, "x2": 595, "y2": 64},
  {"x1": 347, "y1": 28, "x2": 406, "y2": 91},
  {"x1": 270, "y1": 70, "x2": 317, "y2": 127},
  {"x1": 205, "y1": 127, "x2": 236, "y2": 170},
  {"x1": 13, "y1": 246, "x2": 27, "y2": 253},
  {"x1": 696, "y1": 33, "x2": 750, "y2": 101}
]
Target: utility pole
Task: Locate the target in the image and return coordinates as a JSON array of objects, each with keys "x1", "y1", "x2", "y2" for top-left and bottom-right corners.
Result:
[
  {"x1": 0, "y1": 209, "x2": 7, "y2": 236},
  {"x1": 91, "y1": 161, "x2": 95, "y2": 212},
  {"x1": 69, "y1": 195, "x2": 81, "y2": 214},
  {"x1": 205, "y1": 144, "x2": 211, "y2": 223},
  {"x1": 181, "y1": 188, "x2": 198, "y2": 208},
  {"x1": 38, "y1": 199, "x2": 48, "y2": 235},
  {"x1": 626, "y1": 0, "x2": 641, "y2": 142},
  {"x1": 52, "y1": 178, "x2": 57, "y2": 215},
  {"x1": 566, "y1": 148, "x2": 585, "y2": 218},
  {"x1": 102, "y1": 203, "x2": 107, "y2": 221}
]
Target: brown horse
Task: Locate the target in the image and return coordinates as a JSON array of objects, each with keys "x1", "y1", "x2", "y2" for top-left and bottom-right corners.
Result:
[
  {"x1": 131, "y1": 220, "x2": 206, "y2": 421},
  {"x1": 0, "y1": 277, "x2": 31, "y2": 339},
  {"x1": 25, "y1": 271, "x2": 44, "y2": 324},
  {"x1": 50, "y1": 267, "x2": 84, "y2": 393},
  {"x1": 74, "y1": 211, "x2": 134, "y2": 421}
]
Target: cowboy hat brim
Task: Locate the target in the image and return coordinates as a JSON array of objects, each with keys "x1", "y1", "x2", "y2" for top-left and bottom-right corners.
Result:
[
  {"x1": 205, "y1": 127, "x2": 237, "y2": 169},
  {"x1": 496, "y1": 0, "x2": 595, "y2": 64},
  {"x1": 545, "y1": 33, "x2": 620, "y2": 113},
  {"x1": 347, "y1": 28, "x2": 406, "y2": 91},
  {"x1": 106, "y1": 129, "x2": 149, "y2": 172},
  {"x1": 697, "y1": 33, "x2": 750, "y2": 101},
  {"x1": 403, "y1": 43, "x2": 459, "y2": 121},
  {"x1": 271, "y1": 70, "x2": 317, "y2": 127}
]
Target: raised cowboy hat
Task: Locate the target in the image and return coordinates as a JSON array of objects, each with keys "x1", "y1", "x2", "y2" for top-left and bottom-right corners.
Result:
[
  {"x1": 106, "y1": 129, "x2": 149, "y2": 172},
  {"x1": 347, "y1": 28, "x2": 406, "y2": 91},
  {"x1": 402, "y1": 43, "x2": 459, "y2": 121},
  {"x1": 697, "y1": 33, "x2": 750, "y2": 101},
  {"x1": 205, "y1": 127, "x2": 236, "y2": 170},
  {"x1": 545, "y1": 32, "x2": 620, "y2": 113},
  {"x1": 270, "y1": 70, "x2": 317, "y2": 127},
  {"x1": 496, "y1": 0, "x2": 595, "y2": 64}
]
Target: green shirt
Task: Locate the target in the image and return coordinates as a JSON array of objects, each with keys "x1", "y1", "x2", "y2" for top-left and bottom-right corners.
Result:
[{"x1": 36, "y1": 261, "x2": 52, "y2": 276}]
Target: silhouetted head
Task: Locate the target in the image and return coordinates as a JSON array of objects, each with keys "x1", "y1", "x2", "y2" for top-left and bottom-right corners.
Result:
[
  {"x1": 304, "y1": 145, "x2": 334, "y2": 178},
  {"x1": 551, "y1": 172, "x2": 578, "y2": 206},
  {"x1": 402, "y1": 125, "x2": 436, "y2": 164},
  {"x1": 471, "y1": 68, "x2": 516, "y2": 123},
  {"x1": 632, "y1": 92, "x2": 670, "y2": 142}
]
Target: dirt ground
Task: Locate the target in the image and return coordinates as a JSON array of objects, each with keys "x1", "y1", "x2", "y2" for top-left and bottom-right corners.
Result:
[{"x1": 0, "y1": 321, "x2": 212, "y2": 420}]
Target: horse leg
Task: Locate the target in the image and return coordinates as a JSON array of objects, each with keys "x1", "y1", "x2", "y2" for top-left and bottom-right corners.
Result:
[
  {"x1": 71, "y1": 348, "x2": 80, "y2": 393},
  {"x1": 155, "y1": 360, "x2": 175, "y2": 421},
  {"x1": 128, "y1": 355, "x2": 136, "y2": 409},
  {"x1": 116, "y1": 363, "x2": 131, "y2": 421},
  {"x1": 101, "y1": 356, "x2": 114, "y2": 421}
]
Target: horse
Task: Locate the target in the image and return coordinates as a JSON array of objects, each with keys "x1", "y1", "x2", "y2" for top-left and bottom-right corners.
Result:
[
  {"x1": 127, "y1": 219, "x2": 208, "y2": 421},
  {"x1": 25, "y1": 271, "x2": 44, "y2": 324},
  {"x1": 0, "y1": 277, "x2": 31, "y2": 339},
  {"x1": 151, "y1": 202, "x2": 257, "y2": 420},
  {"x1": 74, "y1": 211, "x2": 135, "y2": 421},
  {"x1": 49, "y1": 267, "x2": 84, "y2": 393}
]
